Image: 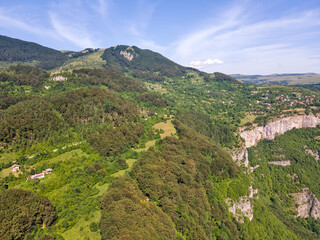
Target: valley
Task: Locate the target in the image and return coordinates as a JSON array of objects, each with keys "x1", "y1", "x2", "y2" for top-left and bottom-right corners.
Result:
[{"x1": 1, "y1": 35, "x2": 320, "y2": 239}]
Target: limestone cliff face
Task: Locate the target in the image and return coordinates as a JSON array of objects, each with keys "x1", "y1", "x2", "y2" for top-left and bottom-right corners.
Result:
[
  {"x1": 226, "y1": 185, "x2": 258, "y2": 223},
  {"x1": 291, "y1": 189, "x2": 320, "y2": 219},
  {"x1": 228, "y1": 147, "x2": 249, "y2": 167},
  {"x1": 240, "y1": 115, "x2": 320, "y2": 148},
  {"x1": 226, "y1": 114, "x2": 320, "y2": 222}
]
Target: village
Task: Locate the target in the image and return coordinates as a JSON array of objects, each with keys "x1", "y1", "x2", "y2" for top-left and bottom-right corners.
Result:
[{"x1": 10, "y1": 164, "x2": 53, "y2": 181}]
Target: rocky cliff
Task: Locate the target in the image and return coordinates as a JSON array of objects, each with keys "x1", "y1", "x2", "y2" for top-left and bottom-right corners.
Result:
[
  {"x1": 291, "y1": 189, "x2": 320, "y2": 219},
  {"x1": 226, "y1": 114, "x2": 320, "y2": 222},
  {"x1": 240, "y1": 115, "x2": 320, "y2": 148},
  {"x1": 228, "y1": 147, "x2": 249, "y2": 167}
]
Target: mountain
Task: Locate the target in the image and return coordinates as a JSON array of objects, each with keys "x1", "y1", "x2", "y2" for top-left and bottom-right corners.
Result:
[
  {"x1": 232, "y1": 73, "x2": 320, "y2": 85},
  {"x1": 101, "y1": 45, "x2": 187, "y2": 77},
  {"x1": 1, "y1": 36, "x2": 320, "y2": 240},
  {"x1": 0, "y1": 35, "x2": 68, "y2": 69}
]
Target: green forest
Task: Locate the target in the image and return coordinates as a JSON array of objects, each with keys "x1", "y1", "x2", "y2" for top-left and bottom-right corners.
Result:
[{"x1": 1, "y1": 36, "x2": 320, "y2": 240}]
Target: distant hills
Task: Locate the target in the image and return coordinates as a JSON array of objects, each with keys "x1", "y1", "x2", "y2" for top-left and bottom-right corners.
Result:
[{"x1": 232, "y1": 73, "x2": 320, "y2": 85}]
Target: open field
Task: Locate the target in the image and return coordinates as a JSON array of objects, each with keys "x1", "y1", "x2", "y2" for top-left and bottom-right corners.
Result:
[{"x1": 153, "y1": 119, "x2": 176, "y2": 139}]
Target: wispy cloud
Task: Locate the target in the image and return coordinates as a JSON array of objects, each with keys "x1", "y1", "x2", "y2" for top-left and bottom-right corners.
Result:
[
  {"x1": 173, "y1": 6, "x2": 245, "y2": 59},
  {"x1": 48, "y1": 0, "x2": 101, "y2": 49},
  {"x1": 92, "y1": 0, "x2": 109, "y2": 18},
  {"x1": 0, "y1": 8, "x2": 56, "y2": 38},
  {"x1": 190, "y1": 58, "x2": 224, "y2": 69},
  {"x1": 171, "y1": 4, "x2": 320, "y2": 74},
  {"x1": 49, "y1": 12, "x2": 96, "y2": 49},
  {"x1": 127, "y1": 1, "x2": 158, "y2": 37}
]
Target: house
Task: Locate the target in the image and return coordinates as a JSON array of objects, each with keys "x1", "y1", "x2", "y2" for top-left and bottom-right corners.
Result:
[
  {"x1": 30, "y1": 173, "x2": 45, "y2": 179},
  {"x1": 12, "y1": 164, "x2": 20, "y2": 171},
  {"x1": 27, "y1": 168, "x2": 53, "y2": 181},
  {"x1": 42, "y1": 168, "x2": 53, "y2": 174}
]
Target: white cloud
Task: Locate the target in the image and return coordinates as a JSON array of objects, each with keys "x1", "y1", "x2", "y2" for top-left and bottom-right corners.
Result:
[
  {"x1": 190, "y1": 59, "x2": 224, "y2": 68},
  {"x1": 170, "y1": 4, "x2": 320, "y2": 74},
  {"x1": 0, "y1": 9, "x2": 56, "y2": 38},
  {"x1": 173, "y1": 6, "x2": 245, "y2": 59},
  {"x1": 49, "y1": 12, "x2": 96, "y2": 49}
]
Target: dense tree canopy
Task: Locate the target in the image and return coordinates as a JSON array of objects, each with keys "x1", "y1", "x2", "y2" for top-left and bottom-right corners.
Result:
[{"x1": 0, "y1": 188, "x2": 56, "y2": 240}]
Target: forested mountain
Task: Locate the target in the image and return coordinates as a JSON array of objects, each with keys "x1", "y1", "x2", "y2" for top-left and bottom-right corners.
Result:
[
  {"x1": 101, "y1": 45, "x2": 187, "y2": 78},
  {"x1": 1, "y1": 36, "x2": 320, "y2": 240},
  {"x1": 0, "y1": 35, "x2": 68, "y2": 69}
]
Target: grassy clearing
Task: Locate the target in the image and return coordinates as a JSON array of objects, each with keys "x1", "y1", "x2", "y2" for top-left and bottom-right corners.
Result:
[
  {"x1": 95, "y1": 159, "x2": 138, "y2": 195},
  {"x1": 0, "y1": 168, "x2": 22, "y2": 178},
  {"x1": 240, "y1": 114, "x2": 257, "y2": 125},
  {"x1": 94, "y1": 182, "x2": 110, "y2": 196},
  {"x1": 111, "y1": 159, "x2": 138, "y2": 178},
  {"x1": 126, "y1": 159, "x2": 136, "y2": 168},
  {"x1": 62, "y1": 210, "x2": 101, "y2": 240},
  {"x1": 51, "y1": 51, "x2": 106, "y2": 73},
  {"x1": 153, "y1": 119, "x2": 177, "y2": 139},
  {"x1": 135, "y1": 139, "x2": 156, "y2": 152},
  {"x1": 144, "y1": 82, "x2": 167, "y2": 93},
  {"x1": 33, "y1": 149, "x2": 88, "y2": 168},
  {"x1": 135, "y1": 119, "x2": 176, "y2": 152},
  {"x1": 0, "y1": 152, "x2": 18, "y2": 164}
]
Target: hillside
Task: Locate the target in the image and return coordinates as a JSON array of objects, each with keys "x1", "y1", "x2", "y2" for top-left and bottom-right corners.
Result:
[
  {"x1": 232, "y1": 73, "x2": 320, "y2": 85},
  {"x1": 101, "y1": 45, "x2": 187, "y2": 78},
  {"x1": 0, "y1": 35, "x2": 68, "y2": 69},
  {"x1": 1, "y1": 36, "x2": 320, "y2": 239}
]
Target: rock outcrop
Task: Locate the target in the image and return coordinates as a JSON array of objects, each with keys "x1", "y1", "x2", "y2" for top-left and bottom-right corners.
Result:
[
  {"x1": 228, "y1": 147, "x2": 249, "y2": 167},
  {"x1": 291, "y1": 189, "x2": 320, "y2": 219},
  {"x1": 305, "y1": 149, "x2": 320, "y2": 162},
  {"x1": 52, "y1": 75, "x2": 67, "y2": 81},
  {"x1": 227, "y1": 114, "x2": 320, "y2": 222},
  {"x1": 240, "y1": 115, "x2": 320, "y2": 148},
  {"x1": 226, "y1": 185, "x2": 258, "y2": 223},
  {"x1": 120, "y1": 50, "x2": 134, "y2": 61},
  {"x1": 268, "y1": 161, "x2": 291, "y2": 166}
]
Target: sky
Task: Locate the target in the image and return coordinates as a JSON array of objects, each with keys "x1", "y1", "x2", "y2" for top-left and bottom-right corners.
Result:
[{"x1": 0, "y1": 0, "x2": 320, "y2": 74}]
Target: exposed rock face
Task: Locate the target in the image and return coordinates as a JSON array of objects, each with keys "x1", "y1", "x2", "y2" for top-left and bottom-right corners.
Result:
[
  {"x1": 305, "y1": 149, "x2": 320, "y2": 162},
  {"x1": 291, "y1": 189, "x2": 320, "y2": 219},
  {"x1": 52, "y1": 75, "x2": 67, "y2": 81},
  {"x1": 226, "y1": 197, "x2": 253, "y2": 223},
  {"x1": 226, "y1": 185, "x2": 258, "y2": 222},
  {"x1": 120, "y1": 50, "x2": 134, "y2": 61},
  {"x1": 227, "y1": 115, "x2": 320, "y2": 222},
  {"x1": 240, "y1": 115, "x2": 320, "y2": 148},
  {"x1": 228, "y1": 147, "x2": 249, "y2": 167},
  {"x1": 250, "y1": 165, "x2": 260, "y2": 172},
  {"x1": 268, "y1": 161, "x2": 291, "y2": 166}
]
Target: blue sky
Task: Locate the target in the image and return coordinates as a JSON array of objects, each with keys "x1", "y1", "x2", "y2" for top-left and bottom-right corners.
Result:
[{"x1": 0, "y1": 0, "x2": 320, "y2": 74}]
